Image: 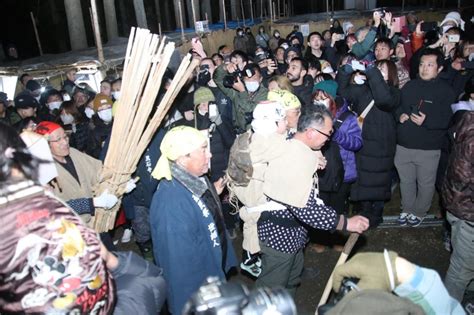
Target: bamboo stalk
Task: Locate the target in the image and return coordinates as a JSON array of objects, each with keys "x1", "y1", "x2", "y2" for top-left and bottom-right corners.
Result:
[
  {"x1": 92, "y1": 28, "x2": 198, "y2": 232},
  {"x1": 178, "y1": 0, "x2": 185, "y2": 41},
  {"x1": 272, "y1": 1, "x2": 276, "y2": 21},
  {"x1": 241, "y1": 0, "x2": 246, "y2": 27},
  {"x1": 90, "y1": 0, "x2": 104, "y2": 63},
  {"x1": 223, "y1": 0, "x2": 227, "y2": 31},
  {"x1": 250, "y1": 0, "x2": 254, "y2": 22},
  {"x1": 191, "y1": 0, "x2": 197, "y2": 28},
  {"x1": 30, "y1": 12, "x2": 43, "y2": 56}
]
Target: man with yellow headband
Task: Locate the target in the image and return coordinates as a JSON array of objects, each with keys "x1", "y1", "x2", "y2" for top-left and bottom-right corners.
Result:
[{"x1": 150, "y1": 126, "x2": 237, "y2": 314}]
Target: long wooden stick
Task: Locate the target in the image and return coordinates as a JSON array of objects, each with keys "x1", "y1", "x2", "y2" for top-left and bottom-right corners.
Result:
[
  {"x1": 316, "y1": 233, "x2": 360, "y2": 314},
  {"x1": 241, "y1": 0, "x2": 246, "y2": 27},
  {"x1": 90, "y1": 0, "x2": 104, "y2": 63},
  {"x1": 178, "y1": 0, "x2": 185, "y2": 41},
  {"x1": 250, "y1": 0, "x2": 254, "y2": 22},
  {"x1": 223, "y1": 0, "x2": 227, "y2": 31},
  {"x1": 272, "y1": 1, "x2": 276, "y2": 21},
  {"x1": 30, "y1": 12, "x2": 43, "y2": 56},
  {"x1": 191, "y1": 0, "x2": 197, "y2": 28},
  {"x1": 92, "y1": 27, "x2": 198, "y2": 232}
]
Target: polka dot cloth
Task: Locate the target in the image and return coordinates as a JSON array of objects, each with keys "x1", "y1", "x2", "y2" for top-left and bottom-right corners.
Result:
[{"x1": 258, "y1": 188, "x2": 339, "y2": 254}]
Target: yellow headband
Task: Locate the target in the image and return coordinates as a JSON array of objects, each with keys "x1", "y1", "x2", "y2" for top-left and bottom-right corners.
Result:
[{"x1": 151, "y1": 126, "x2": 207, "y2": 180}]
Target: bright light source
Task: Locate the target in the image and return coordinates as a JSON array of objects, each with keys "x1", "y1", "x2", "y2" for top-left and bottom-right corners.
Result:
[{"x1": 40, "y1": 87, "x2": 46, "y2": 92}]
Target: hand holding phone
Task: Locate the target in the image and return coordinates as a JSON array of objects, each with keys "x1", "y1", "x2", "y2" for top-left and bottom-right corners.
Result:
[{"x1": 420, "y1": 21, "x2": 438, "y2": 32}]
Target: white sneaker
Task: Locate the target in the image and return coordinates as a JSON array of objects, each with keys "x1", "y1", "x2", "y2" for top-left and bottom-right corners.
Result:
[{"x1": 121, "y1": 228, "x2": 133, "y2": 243}]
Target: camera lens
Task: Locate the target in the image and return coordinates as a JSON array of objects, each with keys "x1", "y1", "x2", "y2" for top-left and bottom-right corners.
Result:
[{"x1": 243, "y1": 287, "x2": 297, "y2": 315}]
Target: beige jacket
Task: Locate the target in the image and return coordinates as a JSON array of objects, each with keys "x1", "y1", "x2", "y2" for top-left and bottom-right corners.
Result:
[
  {"x1": 52, "y1": 148, "x2": 103, "y2": 223},
  {"x1": 234, "y1": 133, "x2": 321, "y2": 253}
]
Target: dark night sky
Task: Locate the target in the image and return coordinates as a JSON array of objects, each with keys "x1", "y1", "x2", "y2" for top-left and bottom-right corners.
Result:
[
  {"x1": 0, "y1": 0, "x2": 467, "y2": 62},
  {"x1": 0, "y1": 0, "x2": 345, "y2": 61},
  {"x1": 0, "y1": 0, "x2": 141, "y2": 62}
]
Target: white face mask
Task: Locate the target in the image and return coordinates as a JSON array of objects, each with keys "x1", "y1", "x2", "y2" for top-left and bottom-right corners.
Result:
[
  {"x1": 60, "y1": 113, "x2": 75, "y2": 125},
  {"x1": 47, "y1": 101, "x2": 62, "y2": 111},
  {"x1": 84, "y1": 107, "x2": 95, "y2": 119},
  {"x1": 354, "y1": 74, "x2": 366, "y2": 85},
  {"x1": 112, "y1": 91, "x2": 121, "y2": 100},
  {"x1": 245, "y1": 81, "x2": 260, "y2": 93},
  {"x1": 319, "y1": 99, "x2": 331, "y2": 108},
  {"x1": 98, "y1": 108, "x2": 113, "y2": 123}
]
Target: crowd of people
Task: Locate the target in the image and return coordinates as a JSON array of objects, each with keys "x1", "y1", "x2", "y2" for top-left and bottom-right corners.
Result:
[{"x1": 0, "y1": 8, "x2": 473, "y2": 315}]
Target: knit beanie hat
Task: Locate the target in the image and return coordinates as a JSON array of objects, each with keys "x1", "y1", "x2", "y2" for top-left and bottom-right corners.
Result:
[
  {"x1": 193, "y1": 87, "x2": 215, "y2": 106},
  {"x1": 92, "y1": 93, "x2": 113, "y2": 111},
  {"x1": 313, "y1": 80, "x2": 339, "y2": 98}
]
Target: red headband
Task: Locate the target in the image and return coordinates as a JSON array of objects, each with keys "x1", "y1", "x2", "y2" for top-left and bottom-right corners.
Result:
[{"x1": 35, "y1": 121, "x2": 62, "y2": 136}]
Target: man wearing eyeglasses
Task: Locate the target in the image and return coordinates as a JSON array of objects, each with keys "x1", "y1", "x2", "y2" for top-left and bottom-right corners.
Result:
[
  {"x1": 255, "y1": 105, "x2": 369, "y2": 296},
  {"x1": 35, "y1": 121, "x2": 121, "y2": 231}
]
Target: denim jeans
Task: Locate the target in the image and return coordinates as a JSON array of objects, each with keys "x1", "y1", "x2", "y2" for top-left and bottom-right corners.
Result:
[{"x1": 444, "y1": 212, "x2": 474, "y2": 302}]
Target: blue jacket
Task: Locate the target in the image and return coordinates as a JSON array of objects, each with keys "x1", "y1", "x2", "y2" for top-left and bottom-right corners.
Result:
[
  {"x1": 150, "y1": 178, "x2": 237, "y2": 314},
  {"x1": 333, "y1": 101, "x2": 363, "y2": 183}
]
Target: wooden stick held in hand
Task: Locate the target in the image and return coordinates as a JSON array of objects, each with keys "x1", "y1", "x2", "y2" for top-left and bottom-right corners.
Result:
[
  {"x1": 92, "y1": 27, "x2": 199, "y2": 232},
  {"x1": 316, "y1": 233, "x2": 360, "y2": 314}
]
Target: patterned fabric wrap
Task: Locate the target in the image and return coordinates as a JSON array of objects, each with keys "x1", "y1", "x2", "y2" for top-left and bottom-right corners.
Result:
[{"x1": 0, "y1": 184, "x2": 115, "y2": 314}]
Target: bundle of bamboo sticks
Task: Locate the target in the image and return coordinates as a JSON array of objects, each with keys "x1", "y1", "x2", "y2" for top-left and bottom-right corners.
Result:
[{"x1": 92, "y1": 27, "x2": 200, "y2": 232}]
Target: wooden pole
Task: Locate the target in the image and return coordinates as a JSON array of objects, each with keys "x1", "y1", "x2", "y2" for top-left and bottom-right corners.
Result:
[
  {"x1": 326, "y1": 0, "x2": 330, "y2": 19},
  {"x1": 89, "y1": 8, "x2": 97, "y2": 46},
  {"x1": 191, "y1": 0, "x2": 197, "y2": 28},
  {"x1": 316, "y1": 233, "x2": 360, "y2": 314},
  {"x1": 241, "y1": 0, "x2": 246, "y2": 27},
  {"x1": 269, "y1": 0, "x2": 273, "y2": 21},
  {"x1": 90, "y1": 0, "x2": 104, "y2": 63},
  {"x1": 223, "y1": 0, "x2": 227, "y2": 31},
  {"x1": 272, "y1": 1, "x2": 276, "y2": 21},
  {"x1": 178, "y1": 0, "x2": 185, "y2": 41},
  {"x1": 30, "y1": 12, "x2": 43, "y2": 56},
  {"x1": 250, "y1": 0, "x2": 254, "y2": 22}
]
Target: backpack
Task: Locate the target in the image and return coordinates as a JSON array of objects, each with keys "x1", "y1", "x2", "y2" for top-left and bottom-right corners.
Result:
[
  {"x1": 226, "y1": 130, "x2": 253, "y2": 187},
  {"x1": 317, "y1": 111, "x2": 353, "y2": 192}
]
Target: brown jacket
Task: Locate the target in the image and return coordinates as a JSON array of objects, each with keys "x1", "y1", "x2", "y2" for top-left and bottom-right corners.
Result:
[
  {"x1": 52, "y1": 148, "x2": 103, "y2": 223},
  {"x1": 441, "y1": 111, "x2": 474, "y2": 222}
]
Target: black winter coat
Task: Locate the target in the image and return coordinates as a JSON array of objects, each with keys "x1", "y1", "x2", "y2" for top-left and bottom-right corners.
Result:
[
  {"x1": 90, "y1": 116, "x2": 113, "y2": 159},
  {"x1": 68, "y1": 122, "x2": 92, "y2": 154},
  {"x1": 337, "y1": 67, "x2": 400, "y2": 201}
]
